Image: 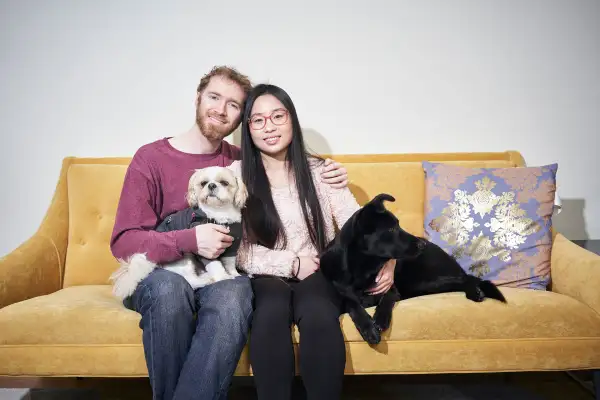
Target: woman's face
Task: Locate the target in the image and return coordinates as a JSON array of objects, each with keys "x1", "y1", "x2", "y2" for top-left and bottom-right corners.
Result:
[{"x1": 248, "y1": 94, "x2": 293, "y2": 160}]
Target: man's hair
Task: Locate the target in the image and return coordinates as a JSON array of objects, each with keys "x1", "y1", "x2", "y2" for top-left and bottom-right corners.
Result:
[{"x1": 196, "y1": 65, "x2": 253, "y2": 97}]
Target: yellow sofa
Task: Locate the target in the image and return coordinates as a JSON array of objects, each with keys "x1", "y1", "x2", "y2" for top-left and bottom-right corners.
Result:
[{"x1": 1, "y1": 151, "x2": 599, "y2": 379}]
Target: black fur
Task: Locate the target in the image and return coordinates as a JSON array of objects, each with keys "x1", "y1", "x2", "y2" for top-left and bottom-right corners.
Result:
[{"x1": 319, "y1": 193, "x2": 507, "y2": 345}]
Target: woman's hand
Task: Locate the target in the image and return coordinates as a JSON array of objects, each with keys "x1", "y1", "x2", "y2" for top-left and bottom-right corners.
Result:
[
  {"x1": 367, "y1": 259, "x2": 396, "y2": 295},
  {"x1": 320, "y1": 158, "x2": 348, "y2": 189},
  {"x1": 295, "y1": 256, "x2": 320, "y2": 280}
]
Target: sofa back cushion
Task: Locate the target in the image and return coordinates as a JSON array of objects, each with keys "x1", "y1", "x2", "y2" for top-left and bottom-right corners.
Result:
[
  {"x1": 63, "y1": 164, "x2": 128, "y2": 287},
  {"x1": 61, "y1": 153, "x2": 521, "y2": 287}
]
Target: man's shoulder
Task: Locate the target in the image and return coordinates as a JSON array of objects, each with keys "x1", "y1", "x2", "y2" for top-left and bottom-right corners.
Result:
[
  {"x1": 131, "y1": 138, "x2": 168, "y2": 162},
  {"x1": 221, "y1": 140, "x2": 241, "y2": 162},
  {"x1": 130, "y1": 138, "x2": 174, "y2": 171},
  {"x1": 128, "y1": 137, "x2": 240, "y2": 173}
]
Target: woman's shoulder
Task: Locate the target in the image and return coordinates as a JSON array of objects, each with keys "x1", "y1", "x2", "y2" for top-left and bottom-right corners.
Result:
[
  {"x1": 307, "y1": 156, "x2": 336, "y2": 198},
  {"x1": 307, "y1": 155, "x2": 327, "y2": 175}
]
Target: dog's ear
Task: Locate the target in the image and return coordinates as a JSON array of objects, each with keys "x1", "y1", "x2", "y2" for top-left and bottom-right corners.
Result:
[
  {"x1": 234, "y1": 176, "x2": 249, "y2": 209},
  {"x1": 186, "y1": 170, "x2": 200, "y2": 207},
  {"x1": 370, "y1": 193, "x2": 395, "y2": 213}
]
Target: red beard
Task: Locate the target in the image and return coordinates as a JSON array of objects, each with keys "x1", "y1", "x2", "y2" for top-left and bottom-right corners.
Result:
[{"x1": 196, "y1": 108, "x2": 234, "y2": 142}]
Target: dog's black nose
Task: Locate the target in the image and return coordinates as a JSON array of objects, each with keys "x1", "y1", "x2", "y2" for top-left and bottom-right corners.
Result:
[{"x1": 208, "y1": 183, "x2": 217, "y2": 191}]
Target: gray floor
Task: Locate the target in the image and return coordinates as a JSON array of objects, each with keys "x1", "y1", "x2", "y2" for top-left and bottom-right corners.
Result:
[
  {"x1": 0, "y1": 385, "x2": 549, "y2": 400},
  {"x1": 0, "y1": 373, "x2": 594, "y2": 400}
]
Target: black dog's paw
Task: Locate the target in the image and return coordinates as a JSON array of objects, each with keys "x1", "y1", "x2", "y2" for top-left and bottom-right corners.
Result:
[
  {"x1": 359, "y1": 322, "x2": 382, "y2": 345},
  {"x1": 373, "y1": 309, "x2": 392, "y2": 332},
  {"x1": 466, "y1": 286, "x2": 485, "y2": 302}
]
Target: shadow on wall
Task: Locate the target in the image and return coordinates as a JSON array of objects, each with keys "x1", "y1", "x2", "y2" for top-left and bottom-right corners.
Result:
[
  {"x1": 553, "y1": 198, "x2": 589, "y2": 240},
  {"x1": 302, "y1": 127, "x2": 333, "y2": 156},
  {"x1": 231, "y1": 126, "x2": 333, "y2": 156},
  {"x1": 231, "y1": 126, "x2": 242, "y2": 147}
]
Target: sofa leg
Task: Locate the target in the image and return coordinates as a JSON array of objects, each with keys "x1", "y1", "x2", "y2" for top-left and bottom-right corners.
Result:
[{"x1": 594, "y1": 370, "x2": 599, "y2": 400}]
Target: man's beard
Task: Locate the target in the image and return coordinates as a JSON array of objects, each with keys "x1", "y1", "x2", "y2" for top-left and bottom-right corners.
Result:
[{"x1": 196, "y1": 108, "x2": 235, "y2": 142}]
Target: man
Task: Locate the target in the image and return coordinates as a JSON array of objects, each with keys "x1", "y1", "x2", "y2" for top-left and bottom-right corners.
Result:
[{"x1": 110, "y1": 65, "x2": 348, "y2": 400}]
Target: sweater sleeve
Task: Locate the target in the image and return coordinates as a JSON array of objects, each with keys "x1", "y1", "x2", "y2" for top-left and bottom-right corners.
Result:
[
  {"x1": 236, "y1": 242, "x2": 297, "y2": 278},
  {"x1": 110, "y1": 164, "x2": 197, "y2": 264},
  {"x1": 319, "y1": 167, "x2": 361, "y2": 230}
]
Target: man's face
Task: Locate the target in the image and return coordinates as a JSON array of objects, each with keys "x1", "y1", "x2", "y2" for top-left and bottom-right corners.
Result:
[{"x1": 196, "y1": 75, "x2": 246, "y2": 141}]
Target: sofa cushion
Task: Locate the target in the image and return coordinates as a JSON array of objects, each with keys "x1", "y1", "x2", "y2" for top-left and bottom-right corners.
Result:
[
  {"x1": 332, "y1": 287, "x2": 600, "y2": 342},
  {"x1": 5, "y1": 286, "x2": 598, "y2": 347},
  {"x1": 0, "y1": 285, "x2": 141, "y2": 346},
  {"x1": 422, "y1": 162, "x2": 558, "y2": 290},
  {"x1": 2, "y1": 285, "x2": 599, "y2": 376},
  {"x1": 63, "y1": 164, "x2": 127, "y2": 287}
]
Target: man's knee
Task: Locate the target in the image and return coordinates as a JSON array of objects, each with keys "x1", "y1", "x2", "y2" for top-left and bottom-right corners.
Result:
[
  {"x1": 204, "y1": 276, "x2": 254, "y2": 325},
  {"x1": 134, "y1": 269, "x2": 194, "y2": 318}
]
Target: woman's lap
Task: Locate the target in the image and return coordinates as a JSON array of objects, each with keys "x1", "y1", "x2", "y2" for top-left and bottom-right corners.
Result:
[{"x1": 250, "y1": 271, "x2": 343, "y2": 326}]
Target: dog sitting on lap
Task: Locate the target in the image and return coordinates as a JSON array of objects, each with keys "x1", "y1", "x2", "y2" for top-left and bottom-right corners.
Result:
[
  {"x1": 319, "y1": 193, "x2": 506, "y2": 345},
  {"x1": 110, "y1": 166, "x2": 248, "y2": 300}
]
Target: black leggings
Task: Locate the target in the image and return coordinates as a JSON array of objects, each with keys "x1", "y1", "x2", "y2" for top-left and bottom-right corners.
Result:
[{"x1": 249, "y1": 271, "x2": 346, "y2": 400}]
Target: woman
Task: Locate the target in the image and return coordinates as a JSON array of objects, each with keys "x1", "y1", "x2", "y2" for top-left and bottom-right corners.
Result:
[{"x1": 230, "y1": 83, "x2": 396, "y2": 400}]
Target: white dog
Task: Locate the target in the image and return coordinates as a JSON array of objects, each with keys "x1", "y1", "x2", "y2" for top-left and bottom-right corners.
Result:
[{"x1": 110, "y1": 166, "x2": 248, "y2": 299}]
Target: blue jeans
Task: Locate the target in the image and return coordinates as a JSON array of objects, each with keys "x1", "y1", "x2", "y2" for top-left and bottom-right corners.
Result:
[{"x1": 123, "y1": 269, "x2": 253, "y2": 400}]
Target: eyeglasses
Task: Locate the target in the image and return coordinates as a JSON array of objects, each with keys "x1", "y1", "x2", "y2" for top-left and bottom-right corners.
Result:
[{"x1": 248, "y1": 109, "x2": 289, "y2": 130}]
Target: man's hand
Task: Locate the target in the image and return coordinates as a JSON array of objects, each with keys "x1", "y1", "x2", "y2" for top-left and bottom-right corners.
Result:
[
  {"x1": 195, "y1": 224, "x2": 233, "y2": 259},
  {"x1": 320, "y1": 158, "x2": 348, "y2": 189},
  {"x1": 367, "y1": 259, "x2": 396, "y2": 295},
  {"x1": 295, "y1": 256, "x2": 320, "y2": 280}
]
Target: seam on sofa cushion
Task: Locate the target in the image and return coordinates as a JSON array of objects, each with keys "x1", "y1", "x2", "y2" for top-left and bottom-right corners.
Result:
[{"x1": 2, "y1": 337, "x2": 600, "y2": 348}]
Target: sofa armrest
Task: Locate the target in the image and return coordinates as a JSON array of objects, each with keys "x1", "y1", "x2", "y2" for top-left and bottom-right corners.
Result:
[
  {"x1": 0, "y1": 234, "x2": 62, "y2": 308},
  {"x1": 0, "y1": 157, "x2": 74, "y2": 309},
  {"x1": 551, "y1": 233, "x2": 600, "y2": 314}
]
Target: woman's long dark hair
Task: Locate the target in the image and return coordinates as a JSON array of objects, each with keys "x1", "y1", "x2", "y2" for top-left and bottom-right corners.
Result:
[{"x1": 241, "y1": 84, "x2": 327, "y2": 253}]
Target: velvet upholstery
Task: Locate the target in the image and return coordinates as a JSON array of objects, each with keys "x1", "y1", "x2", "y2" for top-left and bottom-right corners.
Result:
[{"x1": 1, "y1": 151, "x2": 599, "y2": 377}]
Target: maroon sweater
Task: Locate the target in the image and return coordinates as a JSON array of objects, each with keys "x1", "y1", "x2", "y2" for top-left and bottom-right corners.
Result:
[{"x1": 110, "y1": 137, "x2": 241, "y2": 264}]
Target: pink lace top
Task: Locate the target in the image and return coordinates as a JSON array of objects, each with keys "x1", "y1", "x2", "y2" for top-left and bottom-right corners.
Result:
[{"x1": 228, "y1": 160, "x2": 360, "y2": 278}]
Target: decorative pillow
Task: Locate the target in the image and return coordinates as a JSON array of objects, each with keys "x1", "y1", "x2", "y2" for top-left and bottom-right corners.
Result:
[{"x1": 422, "y1": 161, "x2": 558, "y2": 290}]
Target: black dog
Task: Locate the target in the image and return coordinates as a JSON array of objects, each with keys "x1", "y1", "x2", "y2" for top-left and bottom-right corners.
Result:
[{"x1": 319, "y1": 193, "x2": 507, "y2": 345}]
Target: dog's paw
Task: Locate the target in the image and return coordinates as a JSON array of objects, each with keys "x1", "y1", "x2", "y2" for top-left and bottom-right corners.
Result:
[
  {"x1": 373, "y1": 311, "x2": 391, "y2": 332},
  {"x1": 359, "y1": 323, "x2": 382, "y2": 345},
  {"x1": 466, "y1": 287, "x2": 485, "y2": 302}
]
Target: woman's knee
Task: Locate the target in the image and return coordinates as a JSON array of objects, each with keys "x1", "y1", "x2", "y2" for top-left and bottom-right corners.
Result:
[
  {"x1": 252, "y1": 301, "x2": 292, "y2": 334},
  {"x1": 251, "y1": 278, "x2": 293, "y2": 330},
  {"x1": 296, "y1": 298, "x2": 342, "y2": 336}
]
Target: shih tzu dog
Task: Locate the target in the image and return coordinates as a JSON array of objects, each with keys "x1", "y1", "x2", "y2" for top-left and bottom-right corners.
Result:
[{"x1": 110, "y1": 166, "x2": 248, "y2": 299}]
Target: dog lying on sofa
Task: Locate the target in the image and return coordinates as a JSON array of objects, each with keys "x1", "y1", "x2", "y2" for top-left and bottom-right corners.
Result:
[
  {"x1": 319, "y1": 193, "x2": 507, "y2": 345},
  {"x1": 110, "y1": 166, "x2": 248, "y2": 299}
]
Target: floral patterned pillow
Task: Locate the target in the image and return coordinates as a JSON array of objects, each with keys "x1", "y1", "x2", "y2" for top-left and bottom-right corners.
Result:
[{"x1": 422, "y1": 161, "x2": 558, "y2": 290}]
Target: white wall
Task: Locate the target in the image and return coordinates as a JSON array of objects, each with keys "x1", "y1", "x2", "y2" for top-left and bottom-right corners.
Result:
[{"x1": 1, "y1": 0, "x2": 598, "y2": 257}]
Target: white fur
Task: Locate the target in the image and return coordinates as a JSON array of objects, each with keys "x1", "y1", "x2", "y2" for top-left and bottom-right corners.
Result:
[{"x1": 110, "y1": 166, "x2": 248, "y2": 299}]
